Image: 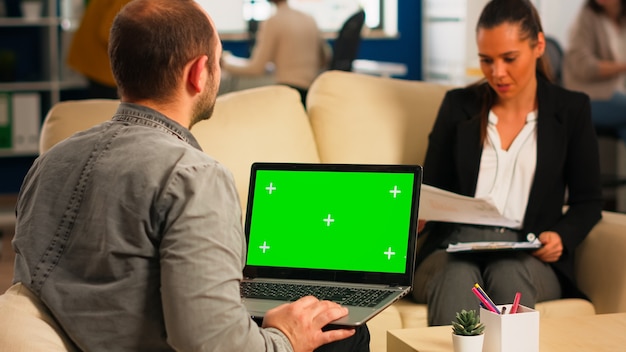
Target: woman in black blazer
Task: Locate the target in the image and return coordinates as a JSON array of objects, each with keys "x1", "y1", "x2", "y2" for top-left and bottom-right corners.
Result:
[{"x1": 413, "y1": 0, "x2": 603, "y2": 326}]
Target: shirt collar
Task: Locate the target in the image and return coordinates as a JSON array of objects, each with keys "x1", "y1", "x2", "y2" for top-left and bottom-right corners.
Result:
[{"x1": 112, "y1": 102, "x2": 203, "y2": 151}]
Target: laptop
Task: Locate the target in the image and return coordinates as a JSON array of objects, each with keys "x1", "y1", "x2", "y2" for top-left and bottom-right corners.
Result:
[{"x1": 241, "y1": 162, "x2": 422, "y2": 327}]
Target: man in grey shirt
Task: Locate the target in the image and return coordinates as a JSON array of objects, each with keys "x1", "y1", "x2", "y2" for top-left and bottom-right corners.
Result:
[{"x1": 11, "y1": 0, "x2": 368, "y2": 351}]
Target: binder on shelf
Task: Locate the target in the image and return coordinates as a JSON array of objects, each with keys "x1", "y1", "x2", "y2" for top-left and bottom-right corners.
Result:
[
  {"x1": 0, "y1": 92, "x2": 40, "y2": 154},
  {"x1": 0, "y1": 93, "x2": 11, "y2": 150},
  {"x1": 11, "y1": 92, "x2": 40, "y2": 153}
]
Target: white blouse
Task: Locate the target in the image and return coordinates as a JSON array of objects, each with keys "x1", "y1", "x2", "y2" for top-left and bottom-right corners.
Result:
[{"x1": 474, "y1": 110, "x2": 538, "y2": 229}]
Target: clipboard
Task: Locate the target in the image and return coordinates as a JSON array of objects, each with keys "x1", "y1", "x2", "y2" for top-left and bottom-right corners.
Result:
[{"x1": 446, "y1": 240, "x2": 542, "y2": 253}]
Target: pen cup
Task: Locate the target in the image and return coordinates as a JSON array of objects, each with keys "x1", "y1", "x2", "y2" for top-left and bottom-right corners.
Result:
[{"x1": 480, "y1": 304, "x2": 539, "y2": 352}]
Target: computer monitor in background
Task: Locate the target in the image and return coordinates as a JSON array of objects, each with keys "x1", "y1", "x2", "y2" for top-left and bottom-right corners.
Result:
[{"x1": 194, "y1": 0, "x2": 370, "y2": 34}]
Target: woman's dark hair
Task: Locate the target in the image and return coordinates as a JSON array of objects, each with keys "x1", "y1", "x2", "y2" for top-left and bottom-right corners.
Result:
[
  {"x1": 109, "y1": 0, "x2": 217, "y2": 103},
  {"x1": 587, "y1": 0, "x2": 626, "y2": 21},
  {"x1": 470, "y1": 0, "x2": 550, "y2": 144}
]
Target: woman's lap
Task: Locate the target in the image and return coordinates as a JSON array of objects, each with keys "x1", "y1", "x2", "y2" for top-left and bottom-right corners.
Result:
[{"x1": 413, "y1": 225, "x2": 561, "y2": 326}]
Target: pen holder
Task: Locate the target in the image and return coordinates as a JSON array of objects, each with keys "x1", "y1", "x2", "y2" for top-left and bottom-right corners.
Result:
[{"x1": 480, "y1": 304, "x2": 539, "y2": 352}]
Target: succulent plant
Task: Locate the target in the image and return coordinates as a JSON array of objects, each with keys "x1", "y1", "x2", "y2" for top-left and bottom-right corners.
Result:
[{"x1": 451, "y1": 309, "x2": 485, "y2": 336}]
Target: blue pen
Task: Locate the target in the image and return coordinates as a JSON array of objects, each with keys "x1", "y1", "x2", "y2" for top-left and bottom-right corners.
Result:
[{"x1": 474, "y1": 283, "x2": 501, "y2": 314}]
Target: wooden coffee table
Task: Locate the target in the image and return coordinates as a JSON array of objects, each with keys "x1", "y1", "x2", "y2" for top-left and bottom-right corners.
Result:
[{"x1": 387, "y1": 313, "x2": 626, "y2": 351}]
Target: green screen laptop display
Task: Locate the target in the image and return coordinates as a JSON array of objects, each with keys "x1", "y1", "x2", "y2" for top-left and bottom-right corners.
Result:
[{"x1": 244, "y1": 163, "x2": 422, "y2": 278}]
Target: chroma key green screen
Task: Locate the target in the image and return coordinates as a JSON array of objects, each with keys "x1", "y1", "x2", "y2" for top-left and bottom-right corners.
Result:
[{"x1": 246, "y1": 169, "x2": 415, "y2": 273}]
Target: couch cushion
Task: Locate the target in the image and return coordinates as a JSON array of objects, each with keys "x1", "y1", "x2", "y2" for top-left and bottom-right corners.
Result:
[
  {"x1": 367, "y1": 303, "x2": 404, "y2": 352},
  {"x1": 0, "y1": 283, "x2": 76, "y2": 351},
  {"x1": 535, "y1": 298, "x2": 595, "y2": 317},
  {"x1": 392, "y1": 298, "x2": 428, "y2": 328},
  {"x1": 191, "y1": 85, "x2": 320, "y2": 214},
  {"x1": 39, "y1": 99, "x2": 120, "y2": 154},
  {"x1": 307, "y1": 70, "x2": 450, "y2": 165}
]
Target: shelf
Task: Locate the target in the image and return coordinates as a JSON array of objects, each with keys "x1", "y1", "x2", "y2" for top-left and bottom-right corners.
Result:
[
  {"x1": 0, "y1": 0, "x2": 86, "y2": 158},
  {"x1": 0, "y1": 16, "x2": 80, "y2": 30},
  {"x1": 0, "y1": 79, "x2": 87, "y2": 92},
  {"x1": 0, "y1": 149, "x2": 40, "y2": 157},
  {"x1": 0, "y1": 17, "x2": 60, "y2": 27}
]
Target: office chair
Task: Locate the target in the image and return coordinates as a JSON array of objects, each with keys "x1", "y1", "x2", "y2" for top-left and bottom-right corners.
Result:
[
  {"x1": 329, "y1": 9, "x2": 366, "y2": 72},
  {"x1": 544, "y1": 36, "x2": 563, "y2": 86}
]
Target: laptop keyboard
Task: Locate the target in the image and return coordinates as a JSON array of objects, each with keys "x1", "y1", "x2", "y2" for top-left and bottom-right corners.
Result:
[{"x1": 240, "y1": 282, "x2": 394, "y2": 307}]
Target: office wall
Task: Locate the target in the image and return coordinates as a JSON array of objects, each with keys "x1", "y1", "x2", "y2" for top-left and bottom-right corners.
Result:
[{"x1": 536, "y1": 0, "x2": 585, "y2": 50}]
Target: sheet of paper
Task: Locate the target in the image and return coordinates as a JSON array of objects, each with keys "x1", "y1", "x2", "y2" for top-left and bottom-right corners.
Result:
[
  {"x1": 446, "y1": 240, "x2": 542, "y2": 253},
  {"x1": 419, "y1": 184, "x2": 521, "y2": 228}
]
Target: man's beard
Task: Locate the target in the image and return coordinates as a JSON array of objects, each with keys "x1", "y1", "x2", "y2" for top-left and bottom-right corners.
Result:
[{"x1": 190, "y1": 79, "x2": 218, "y2": 128}]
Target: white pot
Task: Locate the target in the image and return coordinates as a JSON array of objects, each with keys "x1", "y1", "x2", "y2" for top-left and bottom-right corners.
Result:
[{"x1": 452, "y1": 333, "x2": 484, "y2": 352}]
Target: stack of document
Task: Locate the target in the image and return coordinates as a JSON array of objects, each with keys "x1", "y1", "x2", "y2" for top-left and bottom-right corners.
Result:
[
  {"x1": 419, "y1": 184, "x2": 521, "y2": 228},
  {"x1": 418, "y1": 185, "x2": 543, "y2": 252}
]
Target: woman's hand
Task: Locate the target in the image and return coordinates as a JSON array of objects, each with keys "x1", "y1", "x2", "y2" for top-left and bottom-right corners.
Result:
[
  {"x1": 417, "y1": 219, "x2": 427, "y2": 233},
  {"x1": 531, "y1": 231, "x2": 563, "y2": 262}
]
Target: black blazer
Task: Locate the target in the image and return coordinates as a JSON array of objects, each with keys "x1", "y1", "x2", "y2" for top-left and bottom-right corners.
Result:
[{"x1": 418, "y1": 77, "x2": 603, "y2": 296}]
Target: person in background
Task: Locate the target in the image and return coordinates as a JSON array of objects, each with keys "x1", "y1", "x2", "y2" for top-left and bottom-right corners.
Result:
[
  {"x1": 66, "y1": 0, "x2": 132, "y2": 99},
  {"x1": 9, "y1": 0, "x2": 369, "y2": 350},
  {"x1": 563, "y1": 0, "x2": 626, "y2": 146},
  {"x1": 412, "y1": 0, "x2": 603, "y2": 326},
  {"x1": 221, "y1": 0, "x2": 331, "y2": 106}
]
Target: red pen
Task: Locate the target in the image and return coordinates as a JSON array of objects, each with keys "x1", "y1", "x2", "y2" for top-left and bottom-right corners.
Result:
[
  {"x1": 510, "y1": 292, "x2": 521, "y2": 314},
  {"x1": 474, "y1": 283, "x2": 501, "y2": 314},
  {"x1": 472, "y1": 287, "x2": 499, "y2": 314}
]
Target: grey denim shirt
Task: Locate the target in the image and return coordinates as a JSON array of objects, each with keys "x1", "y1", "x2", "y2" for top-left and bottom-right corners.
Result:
[{"x1": 12, "y1": 103, "x2": 292, "y2": 351}]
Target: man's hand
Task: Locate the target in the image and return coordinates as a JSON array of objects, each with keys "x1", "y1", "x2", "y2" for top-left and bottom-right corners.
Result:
[
  {"x1": 531, "y1": 231, "x2": 563, "y2": 262},
  {"x1": 261, "y1": 296, "x2": 355, "y2": 352}
]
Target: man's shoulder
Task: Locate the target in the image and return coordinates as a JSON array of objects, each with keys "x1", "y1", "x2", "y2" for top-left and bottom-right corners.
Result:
[
  {"x1": 167, "y1": 147, "x2": 236, "y2": 184},
  {"x1": 173, "y1": 151, "x2": 229, "y2": 176}
]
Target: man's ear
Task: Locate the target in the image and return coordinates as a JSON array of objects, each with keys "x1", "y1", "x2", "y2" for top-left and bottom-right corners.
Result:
[{"x1": 188, "y1": 55, "x2": 209, "y2": 93}]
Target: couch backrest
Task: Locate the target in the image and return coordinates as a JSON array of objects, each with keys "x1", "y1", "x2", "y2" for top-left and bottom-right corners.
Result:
[
  {"x1": 191, "y1": 85, "x2": 320, "y2": 214},
  {"x1": 39, "y1": 99, "x2": 120, "y2": 154},
  {"x1": 38, "y1": 86, "x2": 319, "y2": 216},
  {"x1": 307, "y1": 70, "x2": 450, "y2": 165}
]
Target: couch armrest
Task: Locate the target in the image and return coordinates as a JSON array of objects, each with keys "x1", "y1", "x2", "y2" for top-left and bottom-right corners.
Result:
[
  {"x1": 0, "y1": 283, "x2": 76, "y2": 351},
  {"x1": 575, "y1": 211, "x2": 626, "y2": 314}
]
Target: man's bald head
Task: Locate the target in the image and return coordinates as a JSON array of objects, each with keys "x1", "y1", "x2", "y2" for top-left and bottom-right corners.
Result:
[{"x1": 109, "y1": 0, "x2": 219, "y2": 103}]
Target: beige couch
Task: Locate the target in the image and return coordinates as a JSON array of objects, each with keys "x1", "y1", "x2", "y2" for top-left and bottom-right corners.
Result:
[
  {"x1": 3, "y1": 71, "x2": 626, "y2": 352},
  {"x1": 192, "y1": 71, "x2": 626, "y2": 352}
]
